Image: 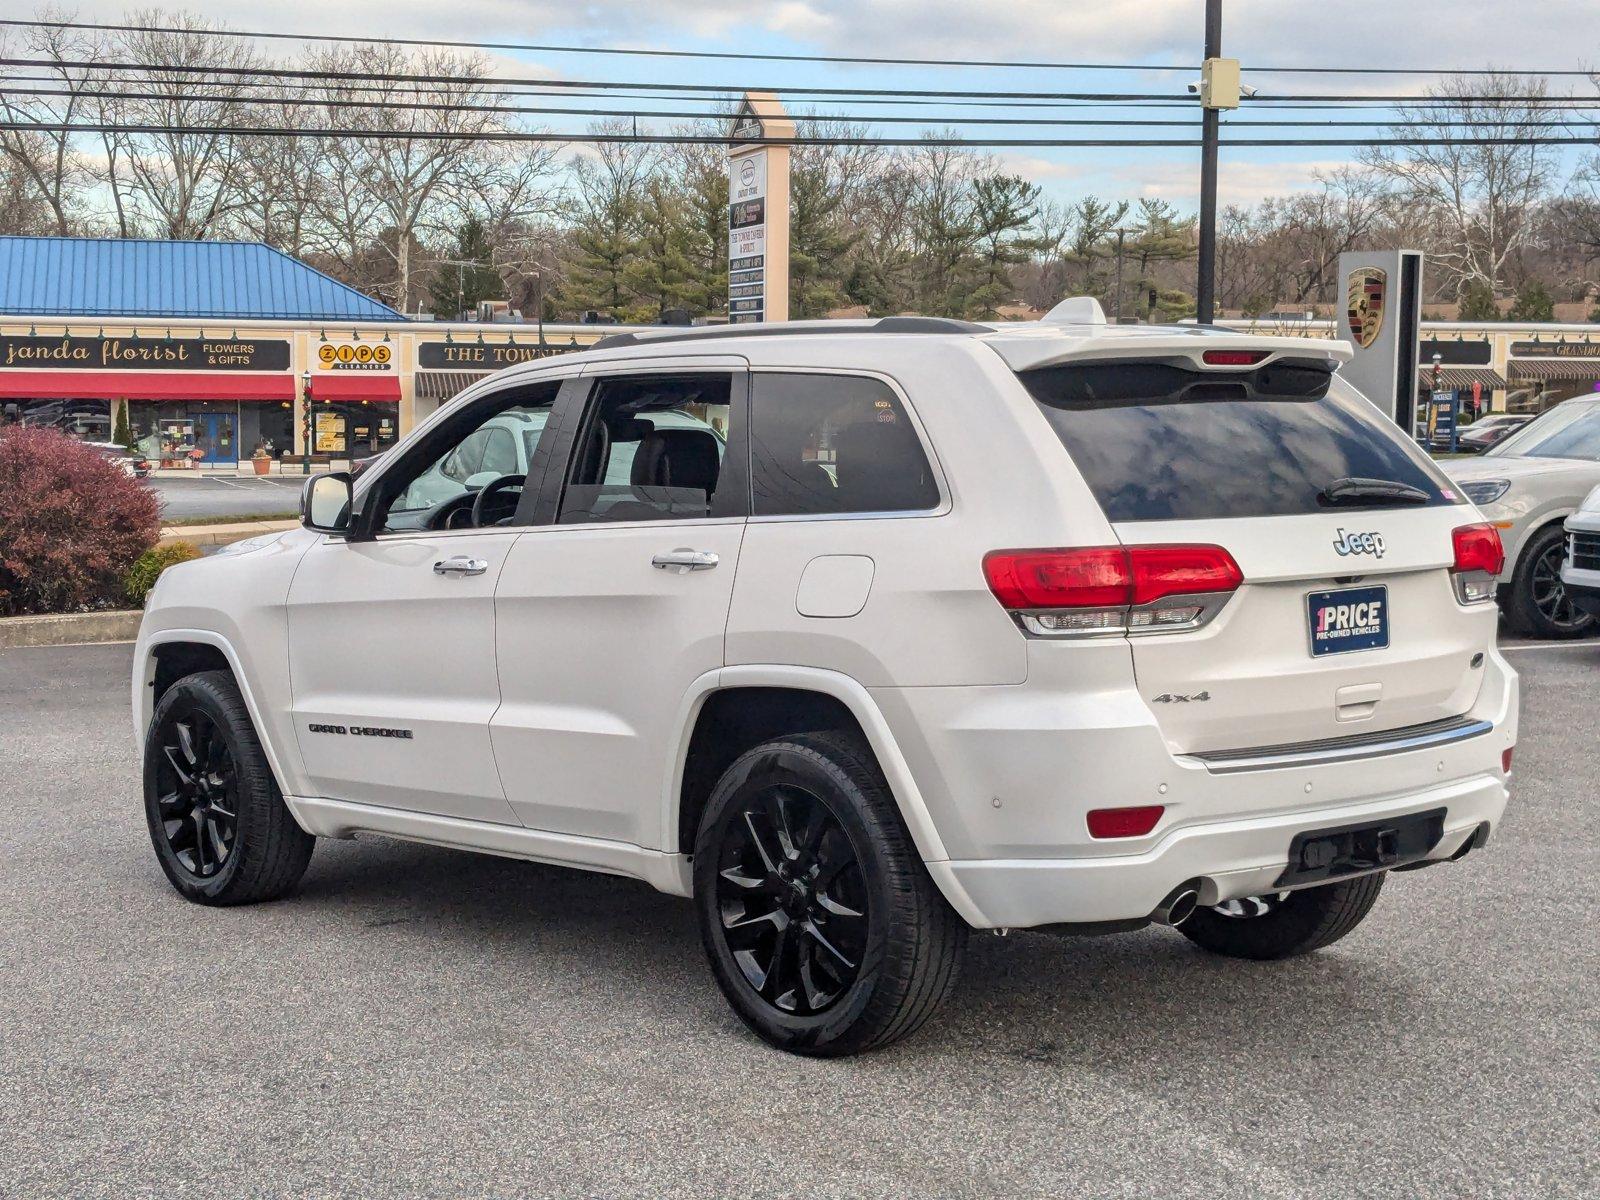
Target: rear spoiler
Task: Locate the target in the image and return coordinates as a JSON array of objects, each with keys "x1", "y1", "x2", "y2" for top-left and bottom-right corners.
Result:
[{"x1": 985, "y1": 330, "x2": 1352, "y2": 374}]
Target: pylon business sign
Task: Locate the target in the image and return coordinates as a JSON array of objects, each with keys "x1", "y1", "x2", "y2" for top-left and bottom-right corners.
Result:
[
  {"x1": 726, "y1": 92, "x2": 792, "y2": 323},
  {"x1": 1336, "y1": 250, "x2": 1424, "y2": 430}
]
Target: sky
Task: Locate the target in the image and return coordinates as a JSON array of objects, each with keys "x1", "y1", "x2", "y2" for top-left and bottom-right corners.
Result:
[{"x1": 47, "y1": 0, "x2": 1600, "y2": 210}]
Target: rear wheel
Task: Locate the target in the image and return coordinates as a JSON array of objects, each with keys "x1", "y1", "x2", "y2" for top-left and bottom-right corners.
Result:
[
  {"x1": 1506, "y1": 524, "x2": 1594, "y2": 639},
  {"x1": 1178, "y1": 872, "x2": 1385, "y2": 960},
  {"x1": 143, "y1": 670, "x2": 314, "y2": 905},
  {"x1": 693, "y1": 731, "x2": 966, "y2": 1056}
]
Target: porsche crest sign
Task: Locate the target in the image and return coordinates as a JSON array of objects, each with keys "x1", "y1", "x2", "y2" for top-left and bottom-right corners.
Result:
[{"x1": 1346, "y1": 267, "x2": 1387, "y2": 349}]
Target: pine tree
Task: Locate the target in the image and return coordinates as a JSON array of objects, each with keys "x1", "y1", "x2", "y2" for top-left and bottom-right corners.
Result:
[
  {"x1": 426, "y1": 217, "x2": 504, "y2": 319},
  {"x1": 1507, "y1": 279, "x2": 1555, "y2": 323},
  {"x1": 1458, "y1": 279, "x2": 1500, "y2": 321}
]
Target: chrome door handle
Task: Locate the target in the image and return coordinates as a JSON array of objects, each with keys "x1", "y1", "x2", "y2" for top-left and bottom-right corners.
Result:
[
  {"x1": 433, "y1": 556, "x2": 489, "y2": 577},
  {"x1": 652, "y1": 548, "x2": 719, "y2": 573}
]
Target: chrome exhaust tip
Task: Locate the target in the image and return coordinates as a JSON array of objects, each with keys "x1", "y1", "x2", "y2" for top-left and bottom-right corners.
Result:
[{"x1": 1151, "y1": 885, "x2": 1200, "y2": 927}]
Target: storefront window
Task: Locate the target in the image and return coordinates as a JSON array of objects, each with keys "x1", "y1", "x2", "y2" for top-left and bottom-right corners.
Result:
[{"x1": 1, "y1": 398, "x2": 112, "y2": 439}]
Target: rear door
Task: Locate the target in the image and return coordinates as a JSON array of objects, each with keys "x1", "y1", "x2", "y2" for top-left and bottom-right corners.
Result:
[
  {"x1": 490, "y1": 358, "x2": 749, "y2": 848},
  {"x1": 1020, "y1": 357, "x2": 1493, "y2": 754}
]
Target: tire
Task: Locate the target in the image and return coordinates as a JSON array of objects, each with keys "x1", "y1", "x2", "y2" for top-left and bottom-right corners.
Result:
[
  {"x1": 1178, "y1": 872, "x2": 1385, "y2": 961},
  {"x1": 143, "y1": 670, "x2": 315, "y2": 905},
  {"x1": 1505, "y1": 524, "x2": 1595, "y2": 639},
  {"x1": 692, "y1": 731, "x2": 967, "y2": 1057}
]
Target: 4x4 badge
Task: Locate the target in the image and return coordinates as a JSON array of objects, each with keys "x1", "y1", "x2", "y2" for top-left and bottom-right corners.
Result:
[
  {"x1": 1332, "y1": 528, "x2": 1385, "y2": 558},
  {"x1": 1152, "y1": 691, "x2": 1210, "y2": 704}
]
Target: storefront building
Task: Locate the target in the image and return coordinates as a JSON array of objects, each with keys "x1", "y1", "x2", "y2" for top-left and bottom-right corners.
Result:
[{"x1": 0, "y1": 236, "x2": 612, "y2": 466}]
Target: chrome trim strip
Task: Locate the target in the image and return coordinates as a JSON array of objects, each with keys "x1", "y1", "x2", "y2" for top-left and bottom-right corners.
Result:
[{"x1": 1189, "y1": 716, "x2": 1494, "y2": 775}]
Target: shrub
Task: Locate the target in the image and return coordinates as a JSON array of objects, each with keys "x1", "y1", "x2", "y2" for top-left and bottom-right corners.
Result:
[
  {"x1": 0, "y1": 425, "x2": 162, "y2": 616},
  {"x1": 124, "y1": 541, "x2": 201, "y2": 607}
]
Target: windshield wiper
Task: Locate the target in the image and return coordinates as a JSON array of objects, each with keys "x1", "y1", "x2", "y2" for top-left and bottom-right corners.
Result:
[{"x1": 1317, "y1": 476, "x2": 1431, "y2": 507}]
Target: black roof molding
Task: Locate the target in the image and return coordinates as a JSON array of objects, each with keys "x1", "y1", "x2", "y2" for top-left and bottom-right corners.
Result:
[{"x1": 588, "y1": 316, "x2": 990, "y2": 352}]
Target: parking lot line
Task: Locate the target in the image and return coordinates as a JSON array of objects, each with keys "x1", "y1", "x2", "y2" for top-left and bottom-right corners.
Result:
[{"x1": 1501, "y1": 638, "x2": 1600, "y2": 652}]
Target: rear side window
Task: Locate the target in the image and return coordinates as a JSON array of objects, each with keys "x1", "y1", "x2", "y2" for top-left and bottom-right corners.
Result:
[
  {"x1": 750, "y1": 373, "x2": 938, "y2": 516},
  {"x1": 1019, "y1": 360, "x2": 1457, "y2": 522}
]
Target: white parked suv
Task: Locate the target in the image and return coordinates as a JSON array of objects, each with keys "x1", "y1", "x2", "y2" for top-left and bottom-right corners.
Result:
[
  {"x1": 1445, "y1": 395, "x2": 1600, "y2": 638},
  {"x1": 1559, "y1": 484, "x2": 1600, "y2": 619},
  {"x1": 133, "y1": 307, "x2": 1517, "y2": 1056}
]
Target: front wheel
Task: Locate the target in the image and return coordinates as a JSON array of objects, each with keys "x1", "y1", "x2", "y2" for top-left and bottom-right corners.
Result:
[
  {"x1": 693, "y1": 731, "x2": 967, "y2": 1057},
  {"x1": 143, "y1": 670, "x2": 315, "y2": 905},
  {"x1": 1178, "y1": 872, "x2": 1385, "y2": 960},
  {"x1": 1505, "y1": 524, "x2": 1595, "y2": 639}
]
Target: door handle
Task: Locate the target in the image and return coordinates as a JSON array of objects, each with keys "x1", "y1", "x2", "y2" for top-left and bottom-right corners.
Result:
[
  {"x1": 433, "y1": 555, "x2": 489, "y2": 577},
  {"x1": 652, "y1": 548, "x2": 719, "y2": 573}
]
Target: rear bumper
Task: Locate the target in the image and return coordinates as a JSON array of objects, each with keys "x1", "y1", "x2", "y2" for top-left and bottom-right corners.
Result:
[{"x1": 928, "y1": 774, "x2": 1506, "y2": 928}]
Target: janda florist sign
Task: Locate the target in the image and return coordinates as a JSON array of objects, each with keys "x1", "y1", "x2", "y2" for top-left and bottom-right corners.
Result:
[{"x1": 0, "y1": 332, "x2": 291, "y2": 372}]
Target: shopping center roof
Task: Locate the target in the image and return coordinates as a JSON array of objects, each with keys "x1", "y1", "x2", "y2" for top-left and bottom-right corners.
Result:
[{"x1": 0, "y1": 236, "x2": 401, "y2": 321}]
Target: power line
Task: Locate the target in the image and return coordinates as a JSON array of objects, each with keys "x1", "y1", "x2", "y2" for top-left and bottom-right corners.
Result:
[
  {"x1": 8, "y1": 119, "x2": 1596, "y2": 149},
  {"x1": 0, "y1": 17, "x2": 1199, "y2": 74},
  {"x1": 0, "y1": 56, "x2": 1189, "y2": 102},
  {"x1": 4, "y1": 18, "x2": 1594, "y2": 79},
  {"x1": 5, "y1": 84, "x2": 1593, "y2": 131}
]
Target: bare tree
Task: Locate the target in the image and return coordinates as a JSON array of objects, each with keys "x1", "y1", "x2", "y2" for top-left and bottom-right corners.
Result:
[
  {"x1": 310, "y1": 44, "x2": 496, "y2": 311},
  {"x1": 108, "y1": 8, "x2": 263, "y2": 239},
  {"x1": 0, "y1": 12, "x2": 105, "y2": 234},
  {"x1": 1363, "y1": 72, "x2": 1557, "y2": 297}
]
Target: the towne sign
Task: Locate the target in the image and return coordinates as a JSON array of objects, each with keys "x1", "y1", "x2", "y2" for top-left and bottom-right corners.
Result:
[
  {"x1": 417, "y1": 341, "x2": 575, "y2": 369},
  {"x1": 0, "y1": 332, "x2": 290, "y2": 371}
]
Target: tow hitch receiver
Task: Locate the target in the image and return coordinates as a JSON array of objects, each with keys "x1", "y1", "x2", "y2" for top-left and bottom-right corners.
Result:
[{"x1": 1275, "y1": 807, "x2": 1446, "y2": 887}]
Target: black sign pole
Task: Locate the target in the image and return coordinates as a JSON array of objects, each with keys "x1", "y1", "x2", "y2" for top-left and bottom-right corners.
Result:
[
  {"x1": 301, "y1": 371, "x2": 313, "y2": 476},
  {"x1": 1195, "y1": 0, "x2": 1223, "y2": 325}
]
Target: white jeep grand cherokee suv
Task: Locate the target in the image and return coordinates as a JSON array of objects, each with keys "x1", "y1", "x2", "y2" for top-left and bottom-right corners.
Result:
[{"x1": 133, "y1": 308, "x2": 1517, "y2": 1056}]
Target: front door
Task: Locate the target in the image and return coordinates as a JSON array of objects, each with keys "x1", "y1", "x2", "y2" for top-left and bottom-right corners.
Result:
[
  {"x1": 491, "y1": 362, "x2": 749, "y2": 848},
  {"x1": 285, "y1": 378, "x2": 565, "y2": 824},
  {"x1": 196, "y1": 411, "x2": 235, "y2": 464}
]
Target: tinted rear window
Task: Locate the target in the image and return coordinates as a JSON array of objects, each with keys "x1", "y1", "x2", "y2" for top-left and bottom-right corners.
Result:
[{"x1": 1020, "y1": 360, "x2": 1456, "y2": 522}]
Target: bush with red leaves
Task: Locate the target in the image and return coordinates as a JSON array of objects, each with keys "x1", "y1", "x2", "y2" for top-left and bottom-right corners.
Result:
[{"x1": 0, "y1": 425, "x2": 162, "y2": 615}]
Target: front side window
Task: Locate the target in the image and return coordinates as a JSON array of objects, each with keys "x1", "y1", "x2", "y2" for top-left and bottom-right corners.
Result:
[
  {"x1": 750, "y1": 373, "x2": 939, "y2": 517},
  {"x1": 557, "y1": 374, "x2": 734, "y2": 524},
  {"x1": 377, "y1": 382, "x2": 559, "y2": 531}
]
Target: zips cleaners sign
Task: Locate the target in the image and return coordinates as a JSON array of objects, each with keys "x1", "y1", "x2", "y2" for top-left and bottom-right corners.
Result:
[{"x1": 726, "y1": 91, "x2": 792, "y2": 324}]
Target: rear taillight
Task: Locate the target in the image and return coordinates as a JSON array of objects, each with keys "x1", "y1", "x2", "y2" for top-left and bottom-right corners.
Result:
[
  {"x1": 1451, "y1": 523, "x2": 1504, "y2": 604},
  {"x1": 1201, "y1": 349, "x2": 1269, "y2": 366},
  {"x1": 983, "y1": 544, "x2": 1242, "y2": 636},
  {"x1": 1502, "y1": 746, "x2": 1514, "y2": 774},
  {"x1": 1087, "y1": 805, "x2": 1165, "y2": 838}
]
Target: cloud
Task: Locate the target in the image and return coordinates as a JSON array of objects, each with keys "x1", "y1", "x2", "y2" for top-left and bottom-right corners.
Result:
[{"x1": 1112, "y1": 158, "x2": 1354, "y2": 207}]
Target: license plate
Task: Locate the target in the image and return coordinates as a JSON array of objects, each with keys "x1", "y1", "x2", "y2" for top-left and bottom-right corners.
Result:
[{"x1": 1307, "y1": 585, "x2": 1389, "y2": 657}]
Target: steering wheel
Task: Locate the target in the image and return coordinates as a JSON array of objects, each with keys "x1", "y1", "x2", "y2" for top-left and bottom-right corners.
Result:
[{"x1": 470, "y1": 473, "x2": 526, "y2": 528}]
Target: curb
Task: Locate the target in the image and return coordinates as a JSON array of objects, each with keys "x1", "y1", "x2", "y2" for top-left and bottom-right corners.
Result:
[
  {"x1": 0, "y1": 610, "x2": 142, "y2": 649},
  {"x1": 160, "y1": 520, "x2": 298, "y2": 548}
]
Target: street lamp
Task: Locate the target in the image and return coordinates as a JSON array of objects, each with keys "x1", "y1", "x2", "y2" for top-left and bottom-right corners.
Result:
[{"x1": 301, "y1": 369, "x2": 312, "y2": 475}]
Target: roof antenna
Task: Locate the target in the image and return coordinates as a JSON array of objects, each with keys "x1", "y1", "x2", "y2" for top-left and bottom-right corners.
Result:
[{"x1": 1040, "y1": 297, "x2": 1108, "y2": 325}]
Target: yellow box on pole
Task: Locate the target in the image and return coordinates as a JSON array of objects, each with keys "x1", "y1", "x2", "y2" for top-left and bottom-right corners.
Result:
[{"x1": 1200, "y1": 57, "x2": 1241, "y2": 110}]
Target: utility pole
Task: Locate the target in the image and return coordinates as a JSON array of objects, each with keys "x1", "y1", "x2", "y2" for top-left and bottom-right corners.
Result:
[
  {"x1": 1112, "y1": 226, "x2": 1137, "y2": 322},
  {"x1": 1195, "y1": 0, "x2": 1238, "y2": 325}
]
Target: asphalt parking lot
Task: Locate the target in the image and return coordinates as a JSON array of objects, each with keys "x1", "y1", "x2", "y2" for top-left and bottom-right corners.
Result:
[
  {"x1": 1, "y1": 642, "x2": 1595, "y2": 1199},
  {"x1": 148, "y1": 474, "x2": 303, "y2": 521}
]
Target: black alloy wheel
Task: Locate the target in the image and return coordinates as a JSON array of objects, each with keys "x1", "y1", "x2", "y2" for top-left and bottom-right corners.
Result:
[
  {"x1": 143, "y1": 670, "x2": 315, "y2": 905},
  {"x1": 1529, "y1": 536, "x2": 1591, "y2": 634},
  {"x1": 153, "y1": 706, "x2": 239, "y2": 879},
  {"x1": 714, "y1": 785, "x2": 869, "y2": 1016},
  {"x1": 693, "y1": 732, "x2": 966, "y2": 1056}
]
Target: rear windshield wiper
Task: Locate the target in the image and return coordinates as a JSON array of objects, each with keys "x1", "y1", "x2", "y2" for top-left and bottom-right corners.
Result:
[{"x1": 1317, "y1": 476, "x2": 1431, "y2": 507}]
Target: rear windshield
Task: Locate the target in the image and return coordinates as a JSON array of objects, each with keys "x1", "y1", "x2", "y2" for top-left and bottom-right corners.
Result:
[{"x1": 1019, "y1": 360, "x2": 1458, "y2": 522}]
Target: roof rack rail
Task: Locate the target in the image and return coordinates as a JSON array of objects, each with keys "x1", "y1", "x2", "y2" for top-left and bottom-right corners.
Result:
[{"x1": 587, "y1": 315, "x2": 989, "y2": 352}]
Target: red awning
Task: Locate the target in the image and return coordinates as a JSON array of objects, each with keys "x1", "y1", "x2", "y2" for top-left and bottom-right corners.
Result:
[
  {"x1": 307, "y1": 374, "x2": 401, "y2": 402},
  {"x1": 0, "y1": 370, "x2": 294, "y2": 401}
]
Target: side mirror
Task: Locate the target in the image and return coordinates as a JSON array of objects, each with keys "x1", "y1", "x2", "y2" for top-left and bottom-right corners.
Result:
[
  {"x1": 464, "y1": 470, "x2": 501, "y2": 490},
  {"x1": 302, "y1": 471, "x2": 353, "y2": 534}
]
